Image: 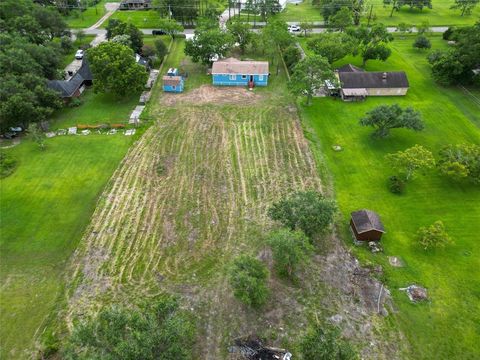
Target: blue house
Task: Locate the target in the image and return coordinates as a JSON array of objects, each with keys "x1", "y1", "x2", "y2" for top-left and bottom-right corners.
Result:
[
  {"x1": 212, "y1": 58, "x2": 269, "y2": 87},
  {"x1": 163, "y1": 68, "x2": 184, "y2": 93}
]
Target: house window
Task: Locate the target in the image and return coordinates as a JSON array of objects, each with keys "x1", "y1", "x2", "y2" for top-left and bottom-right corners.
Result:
[
  {"x1": 241, "y1": 75, "x2": 247, "y2": 79},
  {"x1": 229, "y1": 74, "x2": 236, "y2": 80},
  {"x1": 259, "y1": 75, "x2": 264, "y2": 81}
]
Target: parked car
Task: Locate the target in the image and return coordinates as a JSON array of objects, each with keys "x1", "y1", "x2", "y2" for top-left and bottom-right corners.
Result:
[
  {"x1": 9, "y1": 126, "x2": 23, "y2": 133},
  {"x1": 152, "y1": 29, "x2": 167, "y2": 35},
  {"x1": 288, "y1": 25, "x2": 301, "y2": 33},
  {"x1": 75, "y1": 49, "x2": 84, "y2": 60}
]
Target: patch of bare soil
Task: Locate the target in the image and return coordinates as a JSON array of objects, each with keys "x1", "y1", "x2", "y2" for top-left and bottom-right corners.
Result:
[{"x1": 161, "y1": 85, "x2": 262, "y2": 106}]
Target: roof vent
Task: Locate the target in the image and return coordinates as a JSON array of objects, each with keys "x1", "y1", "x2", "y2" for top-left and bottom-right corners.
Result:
[{"x1": 382, "y1": 72, "x2": 387, "y2": 80}]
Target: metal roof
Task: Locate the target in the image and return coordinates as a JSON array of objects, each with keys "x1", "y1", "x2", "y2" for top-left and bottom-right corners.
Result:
[{"x1": 212, "y1": 58, "x2": 269, "y2": 75}]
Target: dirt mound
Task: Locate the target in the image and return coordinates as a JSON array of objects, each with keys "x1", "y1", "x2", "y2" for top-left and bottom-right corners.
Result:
[{"x1": 161, "y1": 85, "x2": 262, "y2": 106}]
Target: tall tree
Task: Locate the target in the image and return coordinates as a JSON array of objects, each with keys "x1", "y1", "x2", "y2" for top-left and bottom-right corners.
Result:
[
  {"x1": 227, "y1": 19, "x2": 252, "y2": 54},
  {"x1": 87, "y1": 42, "x2": 148, "y2": 97},
  {"x1": 307, "y1": 32, "x2": 357, "y2": 63},
  {"x1": 289, "y1": 55, "x2": 337, "y2": 105},
  {"x1": 396, "y1": 0, "x2": 432, "y2": 10},
  {"x1": 386, "y1": 145, "x2": 435, "y2": 181},
  {"x1": 63, "y1": 295, "x2": 195, "y2": 360},
  {"x1": 360, "y1": 104, "x2": 424, "y2": 138},
  {"x1": 451, "y1": 0, "x2": 479, "y2": 16},
  {"x1": 184, "y1": 27, "x2": 233, "y2": 65},
  {"x1": 105, "y1": 19, "x2": 143, "y2": 53},
  {"x1": 155, "y1": 17, "x2": 184, "y2": 38},
  {"x1": 319, "y1": 0, "x2": 350, "y2": 22},
  {"x1": 347, "y1": 24, "x2": 393, "y2": 66},
  {"x1": 438, "y1": 143, "x2": 480, "y2": 184},
  {"x1": 268, "y1": 190, "x2": 337, "y2": 238},
  {"x1": 329, "y1": 6, "x2": 353, "y2": 31}
]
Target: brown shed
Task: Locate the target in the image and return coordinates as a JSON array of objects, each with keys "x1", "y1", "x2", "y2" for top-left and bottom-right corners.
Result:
[{"x1": 350, "y1": 209, "x2": 385, "y2": 242}]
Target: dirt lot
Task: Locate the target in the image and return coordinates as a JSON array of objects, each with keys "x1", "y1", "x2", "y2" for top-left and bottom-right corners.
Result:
[
  {"x1": 161, "y1": 85, "x2": 262, "y2": 106},
  {"x1": 63, "y1": 84, "x2": 402, "y2": 359}
]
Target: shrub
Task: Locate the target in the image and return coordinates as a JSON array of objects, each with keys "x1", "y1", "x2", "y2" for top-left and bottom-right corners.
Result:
[
  {"x1": 229, "y1": 255, "x2": 269, "y2": 307},
  {"x1": 413, "y1": 35, "x2": 431, "y2": 50},
  {"x1": 417, "y1": 220, "x2": 453, "y2": 250},
  {"x1": 68, "y1": 98, "x2": 82, "y2": 108},
  {"x1": 142, "y1": 44, "x2": 156, "y2": 58},
  {"x1": 443, "y1": 27, "x2": 455, "y2": 40},
  {"x1": 388, "y1": 176, "x2": 405, "y2": 194},
  {"x1": 267, "y1": 229, "x2": 314, "y2": 277},
  {"x1": 63, "y1": 295, "x2": 195, "y2": 360},
  {"x1": 300, "y1": 324, "x2": 358, "y2": 360},
  {"x1": 61, "y1": 35, "x2": 73, "y2": 53},
  {"x1": 283, "y1": 45, "x2": 301, "y2": 71},
  {"x1": 154, "y1": 39, "x2": 168, "y2": 59},
  {"x1": 268, "y1": 191, "x2": 336, "y2": 238},
  {"x1": 0, "y1": 151, "x2": 17, "y2": 178},
  {"x1": 438, "y1": 143, "x2": 480, "y2": 184}
]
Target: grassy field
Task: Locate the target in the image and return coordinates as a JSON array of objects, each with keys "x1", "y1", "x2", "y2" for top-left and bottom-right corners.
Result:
[
  {"x1": 64, "y1": 0, "x2": 109, "y2": 28},
  {"x1": 298, "y1": 35, "x2": 480, "y2": 359},
  {"x1": 275, "y1": 0, "x2": 480, "y2": 26},
  {"x1": 369, "y1": 0, "x2": 480, "y2": 26},
  {"x1": 0, "y1": 136, "x2": 133, "y2": 359},
  {"x1": 0, "y1": 75, "x2": 146, "y2": 357},
  {"x1": 107, "y1": 10, "x2": 163, "y2": 28},
  {"x1": 50, "y1": 90, "x2": 140, "y2": 129},
  {"x1": 60, "y1": 35, "x2": 96, "y2": 68}
]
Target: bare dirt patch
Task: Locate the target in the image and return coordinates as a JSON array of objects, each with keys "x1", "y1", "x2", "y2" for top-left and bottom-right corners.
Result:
[{"x1": 161, "y1": 85, "x2": 262, "y2": 106}]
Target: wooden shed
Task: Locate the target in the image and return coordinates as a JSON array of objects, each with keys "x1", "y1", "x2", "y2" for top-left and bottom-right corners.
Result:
[{"x1": 350, "y1": 209, "x2": 385, "y2": 242}]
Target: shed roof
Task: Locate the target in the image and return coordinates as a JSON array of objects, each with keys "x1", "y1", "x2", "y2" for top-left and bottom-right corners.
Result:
[
  {"x1": 339, "y1": 71, "x2": 409, "y2": 89},
  {"x1": 163, "y1": 75, "x2": 182, "y2": 86},
  {"x1": 212, "y1": 58, "x2": 269, "y2": 75},
  {"x1": 351, "y1": 209, "x2": 385, "y2": 234}
]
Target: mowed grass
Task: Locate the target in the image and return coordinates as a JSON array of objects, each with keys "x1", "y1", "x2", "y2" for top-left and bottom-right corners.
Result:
[
  {"x1": 50, "y1": 90, "x2": 139, "y2": 129},
  {"x1": 277, "y1": 1, "x2": 324, "y2": 22},
  {"x1": 369, "y1": 0, "x2": 480, "y2": 26},
  {"x1": 298, "y1": 35, "x2": 480, "y2": 358},
  {"x1": 64, "y1": 0, "x2": 109, "y2": 28},
  {"x1": 0, "y1": 135, "x2": 133, "y2": 359},
  {"x1": 107, "y1": 10, "x2": 162, "y2": 28}
]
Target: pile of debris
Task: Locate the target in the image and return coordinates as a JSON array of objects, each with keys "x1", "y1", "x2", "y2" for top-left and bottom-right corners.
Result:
[
  {"x1": 228, "y1": 335, "x2": 292, "y2": 360},
  {"x1": 400, "y1": 285, "x2": 428, "y2": 302}
]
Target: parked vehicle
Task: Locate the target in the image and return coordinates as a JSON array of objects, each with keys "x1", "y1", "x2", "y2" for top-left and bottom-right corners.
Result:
[
  {"x1": 152, "y1": 30, "x2": 167, "y2": 35},
  {"x1": 75, "y1": 49, "x2": 84, "y2": 60},
  {"x1": 9, "y1": 127, "x2": 23, "y2": 133},
  {"x1": 288, "y1": 25, "x2": 301, "y2": 33}
]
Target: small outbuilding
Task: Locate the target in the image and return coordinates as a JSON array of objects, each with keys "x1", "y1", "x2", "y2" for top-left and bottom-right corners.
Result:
[
  {"x1": 211, "y1": 58, "x2": 269, "y2": 87},
  {"x1": 163, "y1": 68, "x2": 184, "y2": 93},
  {"x1": 350, "y1": 209, "x2": 385, "y2": 242}
]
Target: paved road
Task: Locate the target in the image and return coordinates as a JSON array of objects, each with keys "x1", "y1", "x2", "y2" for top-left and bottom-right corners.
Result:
[{"x1": 76, "y1": 26, "x2": 448, "y2": 37}]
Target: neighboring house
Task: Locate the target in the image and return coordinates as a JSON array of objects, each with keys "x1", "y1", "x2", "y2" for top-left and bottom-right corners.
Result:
[
  {"x1": 212, "y1": 58, "x2": 269, "y2": 87},
  {"x1": 163, "y1": 68, "x2": 184, "y2": 93},
  {"x1": 119, "y1": 0, "x2": 152, "y2": 10},
  {"x1": 47, "y1": 60, "x2": 93, "y2": 100},
  {"x1": 350, "y1": 209, "x2": 386, "y2": 242},
  {"x1": 337, "y1": 64, "x2": 409, "y2": 101}
]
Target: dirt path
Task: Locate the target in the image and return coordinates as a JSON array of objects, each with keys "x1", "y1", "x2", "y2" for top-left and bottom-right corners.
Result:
[
  {"x1": 63, "y1": 87, "x2": 401, "y2": 359},
  {"x1": 87, "y1": 2, "x2": 119, "y2": 30}
]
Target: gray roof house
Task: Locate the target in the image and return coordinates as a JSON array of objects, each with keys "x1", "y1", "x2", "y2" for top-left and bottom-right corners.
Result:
[
  {"x1": 119, "y1": 0, "x2": 152, "y2": 10},
  {"x1": 337, "y1": 64, "x2": 409, "y2": 100},
  {"x1": 48, "y1": 60, "x2": 93, "y2": 99}
]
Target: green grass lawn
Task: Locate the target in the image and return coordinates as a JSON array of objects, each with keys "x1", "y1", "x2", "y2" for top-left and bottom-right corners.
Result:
[
  {"x1": 277, "y1": 1, "x2": 324, "y2": 22},
  {"x1": 60, "y1": 35, "x2": 96, "y2": 68},
  {"x1": 64, "y1": 0, "x2": 109, "y2": 28},
  {"x1": 107, "y1": 10, "x2": 162, "y2": 28},
  {"x1": 0, "y1": 135, "x2": 133, "y2": 359},
  {"x1": 369, "y1": 0, "x2": 480, "y2": 26},
  {"x1": 298, "y1": 35, "x2": 480, "y2": 359},
  {"x1": 50, "y1": 90, "x2": 140, "y2": 129}
]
